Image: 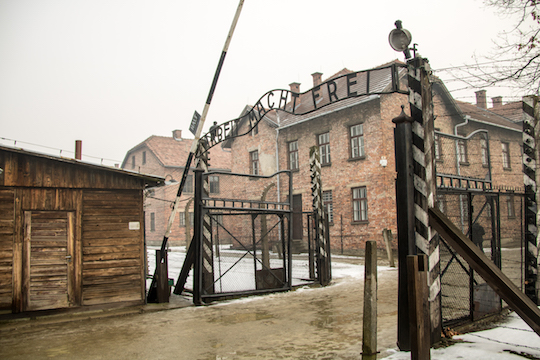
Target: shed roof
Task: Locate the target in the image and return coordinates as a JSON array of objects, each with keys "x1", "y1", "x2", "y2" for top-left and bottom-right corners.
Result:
[{"x1": 0, "y1": 145, "x2": 164, "y2": 187}]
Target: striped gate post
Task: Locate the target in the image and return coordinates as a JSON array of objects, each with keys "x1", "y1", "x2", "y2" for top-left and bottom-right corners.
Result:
[
  {"x1": 523, "y1": 95, "x2": 539, "y2": 304},
  {"x1": 408, "y1": 56, "x2": 442, "y2": 342},
  {"x1": 310, "y1": 146, "x2": 330, "y2": 285},
  {"x1": 195, "y1": 140, "x2": 214, "y2": 298}
]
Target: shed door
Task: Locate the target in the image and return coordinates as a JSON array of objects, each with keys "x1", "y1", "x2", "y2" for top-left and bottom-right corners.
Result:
[{"x1": 24, "y1": 211, "x2": 74, "y2": 311}]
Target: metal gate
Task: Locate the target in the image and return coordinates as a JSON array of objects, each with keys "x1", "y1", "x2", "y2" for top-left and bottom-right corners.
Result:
[
  {"x1": 190, "y1": 169, "x2": 294, "y2": 303},
  {"x1": 437, "y1": 188, "x2": 526, "y2": 325},
  {"x1": 435, "y1": 130, "x2": 527, "y2": 326}
]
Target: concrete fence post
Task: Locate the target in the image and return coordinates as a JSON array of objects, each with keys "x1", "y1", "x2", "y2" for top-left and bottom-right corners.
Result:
[{"x1": 362, "y1": 240, "x2": 378, "y2": 360}]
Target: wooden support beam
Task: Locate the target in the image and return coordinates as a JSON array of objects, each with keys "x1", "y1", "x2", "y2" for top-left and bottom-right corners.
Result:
[
  {"x1": 407, "y1": 255, "x2": 431, "y2": 360},
  {"x1": 362, "y1": 241, "x2": 378, "y2": 360},
  {"x1": 429, "y1": 206, "x2": 540, "y2": 337}
]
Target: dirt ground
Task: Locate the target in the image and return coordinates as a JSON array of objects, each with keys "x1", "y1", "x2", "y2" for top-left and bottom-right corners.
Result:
[{"x1": 0, "y1": 262, "x2": 399, "y2": 360}]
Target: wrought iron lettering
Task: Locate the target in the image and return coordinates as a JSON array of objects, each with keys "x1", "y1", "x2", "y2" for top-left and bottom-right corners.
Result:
[{"x1": 200, "y1": 63, "x2": 407, "y2": 151}]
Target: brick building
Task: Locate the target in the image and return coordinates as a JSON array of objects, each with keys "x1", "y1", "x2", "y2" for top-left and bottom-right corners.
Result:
[
  {"x1": 121, "y1": 130, "x2": 232, "y2": 245},
  {"x1": 222, "y1": 62, "x2": 525, "y2": 253}
]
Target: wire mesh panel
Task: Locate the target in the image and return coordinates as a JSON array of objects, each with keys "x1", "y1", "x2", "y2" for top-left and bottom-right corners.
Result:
[{"x1": 437, "y1": 189, "x2": 527, "y2": 326}]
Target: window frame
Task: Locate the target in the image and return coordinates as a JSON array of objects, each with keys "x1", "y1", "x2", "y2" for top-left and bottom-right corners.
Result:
[
  {"x1": 288, "y1": 141, "x2": 299, "y2": 171},
  {"x1": 250, "y1": 150, "x2": 260, "y2": 175},
  {"x1": 184, "y1": 174, "x2": 194, "y2": 193},
  {"x1": 349, "y1": 124, "x2": 365, "y2": 160},
  {"x1": 506, "y1": 195, "x2": 515, "y2": 218},
  {"x1": 179, "y1": 212, "x2": 186, "y2": 227},
  {"x1": 209, "y1": 175, "x2": 220, "y2": 194},
  {"x1": 150, "y1": 212, "x2": 155, "y2": 232},
  {"x1": 481, "y1": 138, "x2": 489, "y2": 167},
  {"x1": 352, "y1": 186, "x2": 368, "y2": 223},
  {"x1": 501, "y1": 141, "x2": 511, "y2": 169},
  {"x1": 318, "y1": 132, "x2": 331, "y2": 165},
  {"x1": 458, "y1": 139, "x2": 468, "y2": 164},
  {"x1": 323, "y1": 190, "x2": 333, "y2": 224},
  {"x1": 434, "y1": 133, "x2": 442, "y2": 162}
]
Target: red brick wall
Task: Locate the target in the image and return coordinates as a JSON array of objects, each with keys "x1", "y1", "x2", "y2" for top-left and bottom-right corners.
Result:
[{"x1": 228, "y1": 93, "x2": 409, "y2": 252}]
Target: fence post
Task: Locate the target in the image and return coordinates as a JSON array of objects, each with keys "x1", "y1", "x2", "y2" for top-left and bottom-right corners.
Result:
[
  {"x1": 407, "y1": 56, "x2": 441, "y2": 343},
  {"x1": 193, "y1": 168, "x2": 204, "y2": 305},
  {"x1": 362, "y1": 240, "x2": 378, "y2": 360},
  {"x1": 393, "y1": 106, "x2": 415, "y2": 351},
  {"x1": 407, "y1": 254, "x2": 431, "y2": 360},
  {"x1": 310, "y1": 146, "x2": 330, "y2": 285},
  {"x1": 155, "y1": 249, "x2": 170, "y2": 303},
  {"x1": 382, "y1": 229, "x2": 395, "y2": 267},
  {"x1": 523, "y1": 95, "x2": 540, "y2": 304},
  {"x1": 196, "y1": 140, "x2": 214, "y2": 299}
]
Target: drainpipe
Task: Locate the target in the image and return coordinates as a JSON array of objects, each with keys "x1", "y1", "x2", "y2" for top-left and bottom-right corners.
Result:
[
  {"x1": 275, "y1": 112, "x2": 281, "y2": 204},
  {"x1": 275, "y1": 112, "x2": 282, "y2": 245},
  {"x1": 454, "y1": 115, "x2": 470, "y2": 232}
]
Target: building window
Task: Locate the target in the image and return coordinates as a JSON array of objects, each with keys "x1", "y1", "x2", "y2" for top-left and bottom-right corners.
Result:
[
  {"x1": 209, "y1": 175, "x2": 220, "y2": 194},
  {"x1": 481, "y1": 138, "x2": 489, "y2": 167},
  {"x1": 502, "y1": 142, "x2": 511, "y2": 169},
  {"x1": 323, "y1": 190, "x2": 333, "y2": 223},
  {"x1": 179, "y1": 212, "x2": 186, "y2": 227},
  {"x1": 250, "y1": 150, "x2": 259, "y2": 175},
  {"x1": 352, "y1": 187, "x2": 368, "y2": 222},
  {"x1": 506, "y1": 195, "x2": 515, "y2": 218},
  {"x1": 318, "y1": 132, "x2": 331, "y2": 165},
  {"x1": 434, "y1": 134, "x2": 442, "y2": 161},
  {"x1": 288, "y1": 141, "x2": 299, "y2": 171},
  {"x1": 184, "y1": 174, "x2": 193, "y2": 193},
  {"x1": 131, "y1": 155, "x2": 136, "y2": 169},
  {"x1": 150, "y1": 212, "x2": 155, "y2": 232},
  {"x1": 189, "y1": 212, "x2": 194, "y2": 227},
  {"x1": 142, "y1": 151, "x2": 146, "y2": 165},
  {"x1": 458, "y1": 139, "x2": 468, "y2": 164},
  {"x1": 350, "y1": 124, "x2": 365, "y2": 159}
]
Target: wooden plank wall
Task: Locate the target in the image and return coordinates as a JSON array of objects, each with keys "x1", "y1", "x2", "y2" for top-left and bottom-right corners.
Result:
[
  {"x1": 82, "y1": 190, "x2": 145, "y2": 306},
  {"x1": 0, "y1": 189, "x2": 14, "y2": 310},
  {"x1": 1, "y1": 150, "x2": 145, "y2": 190}
]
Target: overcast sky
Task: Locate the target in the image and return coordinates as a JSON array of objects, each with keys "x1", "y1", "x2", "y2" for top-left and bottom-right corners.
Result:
[{"x1": 0, "y1": 0, "x2": 523, "y2": 166}]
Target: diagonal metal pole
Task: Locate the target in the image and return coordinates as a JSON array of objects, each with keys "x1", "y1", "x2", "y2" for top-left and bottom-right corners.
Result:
[{"x1": 148, "y1": 0, "x2": 245, "y2": 302}]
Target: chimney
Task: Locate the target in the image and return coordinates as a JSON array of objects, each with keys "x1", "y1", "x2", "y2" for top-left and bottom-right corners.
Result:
[
  {"x1": 475, "y1": 90, "x2": 487, "y2": 109},
  {"x1": 75, "y1": 140, "x2": 82, "y2": 160},
  {"x1": 172, "y1": 129, "x2": 182, "y2": 140},
  {"x1": 311, "y1": 72, "x2": 323, "y2": 87},
  {"x1": 289, "y1": 82, "x2": 301, "y2": 93},
  {"x1": 491, "y1": 96, "x2": 503, "y2": 108}
]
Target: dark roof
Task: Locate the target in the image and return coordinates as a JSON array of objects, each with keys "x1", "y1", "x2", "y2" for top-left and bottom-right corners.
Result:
[
  {"x1": 279, "y1": 61, "x2": 406, "y2": 128},
  {"x1": 122, "y1": 134, "x2": 232, "y2": 170},
  {"x1": 1, "y1": 145, "x2": 164, "y2": 186},
  {"x1": 431, "y1": 78, "x2": 522, "y2": 132},
  {"x1": 489, "y1": 101, "x2": 523, "y2": 123},
  {"x1": 455, "y1": 101, "x2": 522, "y2": 132}
]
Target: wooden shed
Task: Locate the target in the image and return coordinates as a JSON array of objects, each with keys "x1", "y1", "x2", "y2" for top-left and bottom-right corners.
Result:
[{"x1": 0, "y1": 145, "x2": 163, "y2": 314}]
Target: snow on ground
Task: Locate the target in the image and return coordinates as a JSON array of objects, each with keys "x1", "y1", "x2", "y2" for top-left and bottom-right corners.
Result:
[
  {"x1": 146, "y1": 245, "x2": 370, "y2": 291},
  {"x1": 147, "y1": 246, "x2": 540, "y2": 359},
  {"x1": 385, "y1": 310, "x2": 540, "y2": 359}
]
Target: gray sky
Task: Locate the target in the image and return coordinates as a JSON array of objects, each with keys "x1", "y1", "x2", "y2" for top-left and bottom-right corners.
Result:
[{"x1": 0, "y1": 0, "x2": 522, "y2": 166}]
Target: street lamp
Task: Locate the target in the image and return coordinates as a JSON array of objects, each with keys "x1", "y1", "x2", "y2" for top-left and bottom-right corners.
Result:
[{"x1": 389, "y1": 20, "x2": 413, "y2": 59}]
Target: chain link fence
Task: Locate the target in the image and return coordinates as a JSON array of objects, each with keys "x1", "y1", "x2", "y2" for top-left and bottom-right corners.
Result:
[{"x1": 437, "y1": 189, "x2": 525, "y2": 326}]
